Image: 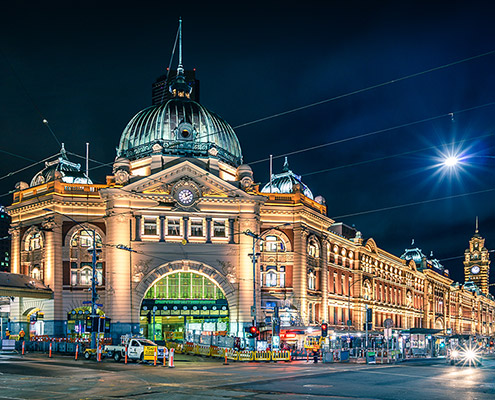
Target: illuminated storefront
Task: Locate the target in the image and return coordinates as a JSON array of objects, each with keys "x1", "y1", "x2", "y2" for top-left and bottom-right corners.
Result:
[{"x1": 140, "y1": 272, "x2": 229, "y2": 341}]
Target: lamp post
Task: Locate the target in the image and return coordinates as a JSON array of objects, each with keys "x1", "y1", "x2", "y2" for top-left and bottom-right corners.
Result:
[{"x1": 43, "y1": 208, "x2": 100, "y2": 350}]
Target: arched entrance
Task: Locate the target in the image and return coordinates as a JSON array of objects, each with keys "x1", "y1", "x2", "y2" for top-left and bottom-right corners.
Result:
[{"x1": 140, "y1": 271, "x2": 229, "y2": 342}]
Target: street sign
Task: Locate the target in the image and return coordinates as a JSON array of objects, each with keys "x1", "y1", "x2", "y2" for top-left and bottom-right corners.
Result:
[
  {"x1": 251, "y1": 306, "x2": 256, "y2": 317},
  {"x1": 346, "y1": 319, "x2": 352, "y2": 326},
  {"x1": 384, "y1": 318, "x2": 394, "y2": 329}
]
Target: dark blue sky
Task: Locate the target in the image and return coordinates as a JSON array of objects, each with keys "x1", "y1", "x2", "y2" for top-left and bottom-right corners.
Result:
[{"x1": 1, "y1": 1, "x2": 494, "y2": 289}]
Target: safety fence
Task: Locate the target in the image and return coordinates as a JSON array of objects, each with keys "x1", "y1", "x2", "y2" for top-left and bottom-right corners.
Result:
[{"x1": 166, "y1": 341, "x2": 291, "y2": 362}]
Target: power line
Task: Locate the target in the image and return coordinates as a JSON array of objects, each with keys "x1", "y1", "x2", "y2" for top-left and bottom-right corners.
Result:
[
  {"x1": 0, "y1": 48, "x2": 62, "y2": 148},
  {"x1": 249, "y1": 101, "x2": 495, "y2": 165},
  {"x1": 233, "y1": 49, "x2": 495, "y2": 131},
  {"x1": 301, "y1": 132, "x2": 495, "y2": 177},
  {"x1": 331, "y1": 188, "x2": 495, "y2": 220}
]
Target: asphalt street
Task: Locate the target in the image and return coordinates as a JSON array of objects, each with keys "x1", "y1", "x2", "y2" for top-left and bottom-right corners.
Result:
[{"x1": 0, "y1": 352, "x2": 493, "y2": 399}]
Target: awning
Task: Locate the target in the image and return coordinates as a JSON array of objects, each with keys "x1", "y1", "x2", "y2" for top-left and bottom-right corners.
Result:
[{"x1": 0, "y1": 272, "x2": 53, "y2": 300}]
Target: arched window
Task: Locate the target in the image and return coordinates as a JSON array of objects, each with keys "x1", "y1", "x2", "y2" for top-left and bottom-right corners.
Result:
[
  {"x1": 30, "y1": 266, "x2": 41, "y2": 281},
  {"x1": 71, "y1": 230, "x2": 102, "y2": 248},
  {"x1": 363, "y1": 280, "x2": 372, "y2": 300},
  {"x1": 265, "y1": 271, "x2": 277, "y2": 287},
  {"x1": 308, "y1": 271, "x2": 316, "y2": 290},
  {"x1": 261, "y1": 235, "x2": 286, "y2": 252},
  {"x1": 80, "y1": 268, "x2": 92, "y2": 285},
  {"x1": 308, "y1": 238, "x2": 320, "y2": 258},
  {"x1": 25, "y1": 231, "x2": 43, "y2": 251}
]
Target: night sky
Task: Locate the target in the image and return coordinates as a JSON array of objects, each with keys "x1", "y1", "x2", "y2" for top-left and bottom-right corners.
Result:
[{"x1": 1, "y1": 1, "x2": 494, "y2": 291}]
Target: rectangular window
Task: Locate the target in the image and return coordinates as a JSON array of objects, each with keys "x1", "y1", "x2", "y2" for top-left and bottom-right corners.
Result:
[
  {"x1": 190, "y1": 219, "x2": 204, "y2": 237},
  {"x1": 167, "y1": 218, "x2": 180, "y2": 236},
  {"x1": 213, "y1": 220, "x2": 226, "y2": 237},
  {"x1": 143, "y1": 217, "x2": 158, "y2": 236}
]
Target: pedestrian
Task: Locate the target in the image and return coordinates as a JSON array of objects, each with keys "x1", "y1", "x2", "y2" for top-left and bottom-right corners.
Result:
[
  {"x1": 5, "y1": 329, "x2": 10, "y2": 339},
  {"x1": 19, "y1": 329, "x2": 25, "y2": 342}
]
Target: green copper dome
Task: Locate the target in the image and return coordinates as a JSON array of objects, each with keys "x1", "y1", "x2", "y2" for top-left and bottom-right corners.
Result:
[{"x1": 117, "y1": 96, "x2": 243, "y2": 167}]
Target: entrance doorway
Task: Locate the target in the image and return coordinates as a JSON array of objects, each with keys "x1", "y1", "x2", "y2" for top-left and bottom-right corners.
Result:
[{"x1": 140, "y1": 271, "x2": 229, "y2": 342}]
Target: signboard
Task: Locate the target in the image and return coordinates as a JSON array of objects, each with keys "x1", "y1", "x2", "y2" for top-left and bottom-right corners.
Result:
[{"x1": 143, "y1": 346, "x2": 157, "y2": 361}]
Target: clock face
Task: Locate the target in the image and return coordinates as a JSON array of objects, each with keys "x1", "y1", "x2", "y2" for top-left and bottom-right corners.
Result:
[
  {"x1": 178, "y1": 189, "x2": 194, "y2": 205},
  {"x1": 470, "y1": 265, "x2": 480, "y2": 275}
]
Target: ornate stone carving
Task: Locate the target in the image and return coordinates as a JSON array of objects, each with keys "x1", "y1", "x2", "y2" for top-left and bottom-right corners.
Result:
[
  {"x1": 42, "y1": 217, "x2": 56, "y2": 231},
  {"x1": 115, "y1": 169, "x2": 130, "y2": 185},
  {"x1": 133, "y1": 259, "x2": 153, "y2": 283}
]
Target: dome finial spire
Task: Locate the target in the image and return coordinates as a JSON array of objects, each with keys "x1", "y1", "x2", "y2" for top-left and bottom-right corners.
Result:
[
  {"x1": 475, "y1": 216, "x2": 479, "y2": 234},
  {"x1": 177, "y1": 17, "x2": 183, "y2": 75},
  {"x1": 283, "y1": 157, "x2": 289, "y2": 172}
]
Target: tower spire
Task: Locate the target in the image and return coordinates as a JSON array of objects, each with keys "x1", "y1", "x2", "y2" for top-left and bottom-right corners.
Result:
[
  {"x1": 475, "y1": 216, "x2": 479, "y2": 234},
  {"x1": 177, "y1": 18, "x2": 183, "y2": 75}
]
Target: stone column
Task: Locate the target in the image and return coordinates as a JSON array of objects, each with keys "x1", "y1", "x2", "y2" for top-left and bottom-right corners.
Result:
[
  {"x1": 320, "y1": 238, "x2": 329, "y2": 323},
  {"x1": 8, "y1": 226, "x2": 21, "y2": 274},
  {"x1": 228, "y1": 218, "x2": 235, "y2": 244},
  {"x1": 205, "y1": 217, "x2": 212, "y2": 244},
  {"x1": 107, "y1": 211, "x2": 133, "y2": 340},
  {"x1": 135, "y1": 215, "x2": 142, "y2": 241},
  {"x1": 183, "y1": 217, "x2": 189, "y2": 243},
  {"x1": 159, "y1": 216, "x2": 165, "y2": 242},
  {"x1": 237, "y1": 215, "x2": 259, "y2": 327},
  {"x1": 293, "y1": 226, "x2": 308, "y2": 324}
]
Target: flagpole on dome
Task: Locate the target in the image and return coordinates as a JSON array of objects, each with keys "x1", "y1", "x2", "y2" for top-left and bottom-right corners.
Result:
[{"x1": 177, "y1": 17, "x2": 183, "y2": 75}]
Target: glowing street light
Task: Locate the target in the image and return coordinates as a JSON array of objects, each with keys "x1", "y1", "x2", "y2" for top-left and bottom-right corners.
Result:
[{"x1": 443, "y1": 156, "x2": 460, "y2": 167}]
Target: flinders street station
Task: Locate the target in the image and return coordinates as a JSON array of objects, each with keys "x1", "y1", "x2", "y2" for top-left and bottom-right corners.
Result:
[{"x1": 3, "y1": 48, "x2": 495, "y2": 346}]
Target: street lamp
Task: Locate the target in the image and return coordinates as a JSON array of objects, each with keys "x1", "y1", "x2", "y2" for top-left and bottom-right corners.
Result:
[{"x1": 43, "y1": 208, "x2": 101, "y2": 350}]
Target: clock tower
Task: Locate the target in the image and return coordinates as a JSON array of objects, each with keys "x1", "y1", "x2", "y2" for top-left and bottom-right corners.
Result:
[{"x1": 464, "y1": 218, "x2": 491, "y2": 295}]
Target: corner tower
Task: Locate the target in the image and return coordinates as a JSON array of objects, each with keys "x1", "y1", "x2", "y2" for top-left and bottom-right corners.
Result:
[{"x1": 464, "y1": 218, "x2": 491, "y2": 295}]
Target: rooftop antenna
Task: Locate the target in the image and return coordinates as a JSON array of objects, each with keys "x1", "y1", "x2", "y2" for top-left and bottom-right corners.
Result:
[
  {"x1": 269, "y1": 154, "x2": 273, "y2": 193},
  {"x1": 86, "y1": 143, "x2": 89, "y2": 180},
  {"x1": 177, "y1": 17, "x2": 184, "y2": 75}
]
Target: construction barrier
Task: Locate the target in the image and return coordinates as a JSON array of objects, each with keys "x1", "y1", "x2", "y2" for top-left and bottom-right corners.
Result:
[
  {"x1": 196, "y1": 344, "x2": 211, "y2": 357},
  {"x1": 183, "y1": 342, "x2": 195, "y2": 354},
  {"x1": 168, "y1": 348, "x2": 175, "y2": 368},
  {"x1": 226, "y1": 349, "x2": 239, "y2": 361},
  {"x1": 166, "y1": 342, "x2": 184, "y2": 354},
  {"x1": 238, "y1": 350, "x2": 254, "y2": 361},
  {"x1": 210, "y1": 346, "x2": 226, "y2": 358},
  {"x1": 271, "y1": 350, "x2": 291, "y2": 362},
  {"x1": 254, "y1": 351, "x2": 271, "y2": 362}
]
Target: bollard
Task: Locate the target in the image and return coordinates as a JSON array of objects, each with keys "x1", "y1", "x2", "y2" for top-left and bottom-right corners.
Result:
[
  {"x1": 97, "y1": 345, "x2": 102, "y2": 362},
  {"x1": 168, "y1": 348, "x2": 175, "y2": 368},
  {"x1": 49, "y1": 342, "x2": 52, "y2": 358},
  {"x1": 154, "y1": 347, "x2": 157, "y2": 366},
  {"x1": 223, "y1": 348, "x2": 229, "y2": 365},
  {"x1": 22, "y1": 341, "x2": 25, "y2": 355},
  {"x1": 75, "y1": 344, "x2": 79, "y2": 361},
  {"x1": 125, "y1": 345, "x2": 128, "y2": 364},
  {"x1": 163, "y1": 348, "x2": 167, "y2": 367}
]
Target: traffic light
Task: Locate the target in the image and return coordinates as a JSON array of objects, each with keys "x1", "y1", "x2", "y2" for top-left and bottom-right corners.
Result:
[
  {"x1": 366, "y1": 308, "x2": 373, "y2": 323},
  {"x1": 245, "y1": 325, "x2": 260, "y2": 338},
  {"x1": 490, "y1": 340, "x2": 494, "y2": 347},
  {"x1": 321, "y1": 323, "x2": 328, "y2": 337}
]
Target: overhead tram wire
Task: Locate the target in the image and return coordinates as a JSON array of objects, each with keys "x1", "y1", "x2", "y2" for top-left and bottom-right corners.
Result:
[
  {"x1": 0, "y1": 48, "x2": 62, "y2": 148},
  {"x1": 233, "y1": 49, "x2": 495, "y2": 131},
  {"x1": 248, "y1": 101, "x2": 495, "y2": 165},
  {"x1": 177, "y1": 48, "x2": 495, "y2": 147},
  {"x1": 301, "y1": 132, "x2": 495, "y2": 178},
  {"x1": 331, "y1": 188, "x2": 495, "y2": 220},
  {"x1": 0, "y1": 152, "x2": 63, "y2": 182},
  {"x1": 67, "y1": 100, "x2": 495, "y2": 194}
]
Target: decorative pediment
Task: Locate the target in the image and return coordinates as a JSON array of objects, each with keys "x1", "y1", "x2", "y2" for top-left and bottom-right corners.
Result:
[{"x1": 122, "y1": 160, "x2": 252, "y2": 201}]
